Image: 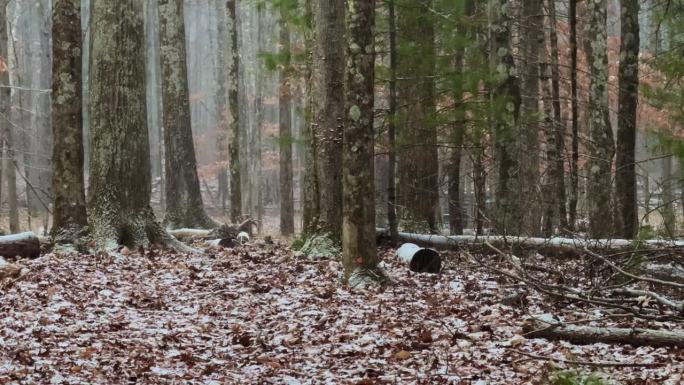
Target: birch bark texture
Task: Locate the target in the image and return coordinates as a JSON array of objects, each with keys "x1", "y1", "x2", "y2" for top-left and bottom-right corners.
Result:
[
  {"x1": 158, "y1": 0, "x2": 215, "y2": 229},
  {"x1": 51, "y1": 0, "x2": 87, "y2": 234}
]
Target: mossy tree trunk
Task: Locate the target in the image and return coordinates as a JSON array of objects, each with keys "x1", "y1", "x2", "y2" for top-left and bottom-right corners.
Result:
[
  {"x1": 396, "y1": 0, "x2": 439, "y2": 232},
  {"x1": 226, "y1": 0, "x2": 242, "y2": 223},
  {"x1": 616, "y1": 0, "x2": 640, "y2": 238},
  {"x1": 490, "y1": 0, "x2": 521, "y2": 235},
  {"x1": 279, "y1": 8, "x2": 295, "y2": 237},
  {"x1": 88, "y1": 1, "x2": 163, "y2": 251},
  {"x1": 51, "y1": 0, "x2": 87, "y2": 235},
  {"x1": 585, "y1": 0, "x2": 615, "y2": 238},
  {"x1": 0, "y1": 0, "x2": 17, "y2": 233},
  {"x1": 304, "y1": 0, "x2": 345, "y2": 239},
  {"x1": 158, "y1": 0, "x2": 215, "y2": 229},
  {"x1": 343, "y1": 0, "x2": 380, "y2": 282}
]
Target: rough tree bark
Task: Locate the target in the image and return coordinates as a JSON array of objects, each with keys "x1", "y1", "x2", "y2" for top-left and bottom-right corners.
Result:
[
  {"x1": 616, "y1": 0, "x2": 640, "y2": 239},
  {"x1": 0, "y1": 0, "x2": 17, "y2": 233},
  {"x1": 88, "y1": 1, "x2": 165, "y2": 250},
  {"x1": 343, "y1": 0, "x2": 382, "y2": 284},
  {"x1": 397, "y1": 0, "x2": 439, "y2": 232},
  {"x1": 226, "y1": 0, "x2": 242, "y2": 223},
  {"x1": 490, "y1": 0, "x2": 521, "y2": 235},
  {"x1": 279, "y1": 8, "x2": 295, "y2": 237},
  {"x1": 51, "y1": 0, "x2": 88, "y2": 235},
  {"x1": 386, "y1": 0, "x2": 398, "y2": 244},
  {"x1": 304, "y1": 0, "x2": 345, "y2": 239},
  {"x1": 568, "y1": 0, "x2": 579, "y2": 231},
  {"x1": 158, "y1": 0, "x2": 215, "y2": 229},
  {"x1": 585, "y1": 0, "x2": 615, "y2": 238}
]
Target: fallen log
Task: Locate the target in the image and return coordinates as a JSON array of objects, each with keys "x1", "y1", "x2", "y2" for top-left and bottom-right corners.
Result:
[
  {"x1": 522, "y1": 315, "x2": 684, "y2": 348},
  {"x1": 0, "y1": 232, "x2": 41, "y2": 259},
  {"x1": 377, "y1": 228, "x2": 684, "y2": 257},
  {"x1": 170, "y1": 219, "x2": 257, "y2": 242},
  {"x1": 644, "y1": 263, "x2": 684, "y2": 285}
]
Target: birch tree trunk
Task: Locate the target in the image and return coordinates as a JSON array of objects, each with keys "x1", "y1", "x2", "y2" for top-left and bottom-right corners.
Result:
[
  {"x1": 396, "y1": 0, "x2": 439, "y2": 232},
  {"x1": 227, "y1": 0, "x2": 242, "y2": 223},
  {"x1": 343, "y1": 0, "x2": 383, "y2": 285},
  {"x1": 616, "y1": 0, "x2": 640, "y2": 238},
  {"x1": 304, "y1": 0, "x2": 345, "y2": 239},
  {"x1": 585, "y1": 0, "x2": 615, "y2": 238},
  {"x1": 51, "y1": 0, "x2": 87, "y2": 235},
  {"x1": 279, "y1": 9, "x2": 294, "y2": 237},
  {"x1": 158, "y1": 0, "x2": 215, "y2": 229},
  {"x1": 88, "y1": 1, "x2": 163, "y2": 250}
]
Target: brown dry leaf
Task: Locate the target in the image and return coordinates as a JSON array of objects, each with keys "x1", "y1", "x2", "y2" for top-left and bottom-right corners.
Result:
[{"x1": 394, "y1": 350, "x2": 411, "y2": 360}]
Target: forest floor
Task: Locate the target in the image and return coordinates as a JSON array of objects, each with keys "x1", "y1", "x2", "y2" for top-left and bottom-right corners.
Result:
[{"x1": 0, "y1": 240, "x2": 682, "y2": 385}]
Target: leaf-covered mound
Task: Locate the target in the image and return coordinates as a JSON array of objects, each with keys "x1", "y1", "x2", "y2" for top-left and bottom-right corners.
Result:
[{"x1": 0, "y1": 243, "x2": 682, "y2": 384}]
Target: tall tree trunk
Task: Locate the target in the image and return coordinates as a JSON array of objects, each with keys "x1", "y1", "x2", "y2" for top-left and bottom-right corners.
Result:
[
  {"x1": 215, "y1": 0, "x2": 228, "y2": 215},
  {"x1": 302, "y1": 0, "x2": 317, "y2": 233},
  {"x1": 585, "y1": 0, "x2": 615, "y2": 238},
  {"x1": 448, "y1": 0, "x2": 474, "y2": 236},
  {"x1": 547, "y1": 0, "x2": 568, "y2": 231},
  {"x1": 397, "y1": 0, "x2": 439, "y2": 232},
  {"x1": 144, "y1": 0, "x2": 165, "y2": 211},
  {"x1": 227, "y1": 0, "x2": 242, "y2": 223},
  {"x1": 305, "y1": 0, "x2": 345, "y2": 238},
  {"x1": 88, "y1": 1, "x2": 163, "y2": 250},
  {"x1": 518, "y1": 0, "x2": 543, "y2": 235},
  {"x1": 616, "y1": 0, "x2": 640, "y2": 238},
  {"x1": 386, "y1": 0, "x2": 398, "y2": 244},
  {"x1": 279, "y1": 9, "x2": 294, "y2": 237},
  {"x1": 568, "y1": 0, "x2": 579, "y2": 230},
  {"x1": 158, "y1": 0, "x2": 215, "y2": 229},
  {"x1": 490, "y1": 0, "x2": 521, "y2": 235},
  {"x1": 51, "y1": 0, "x2": 87, "y2": 234},
  {"x1": 343, "y1": 0, "x2": 382, "y2": 284},
  {"x1": 0, "y1": 0, "x2": 17, "y2": 233}
]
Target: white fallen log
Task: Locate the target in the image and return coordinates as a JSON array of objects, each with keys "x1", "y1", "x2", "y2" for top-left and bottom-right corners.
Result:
[
  {"x1": 378, "y1": 229, "x2": 684, "y2": 255},
  {"x1": 523, "y1": 315, "x2": 684, "y2": 348},
  {"x1": 168, "y1": 228, "x2": 212, "y2": 241},
  {"x1": 0, "y1": 232, "x2": 41, "y2": 259}
]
